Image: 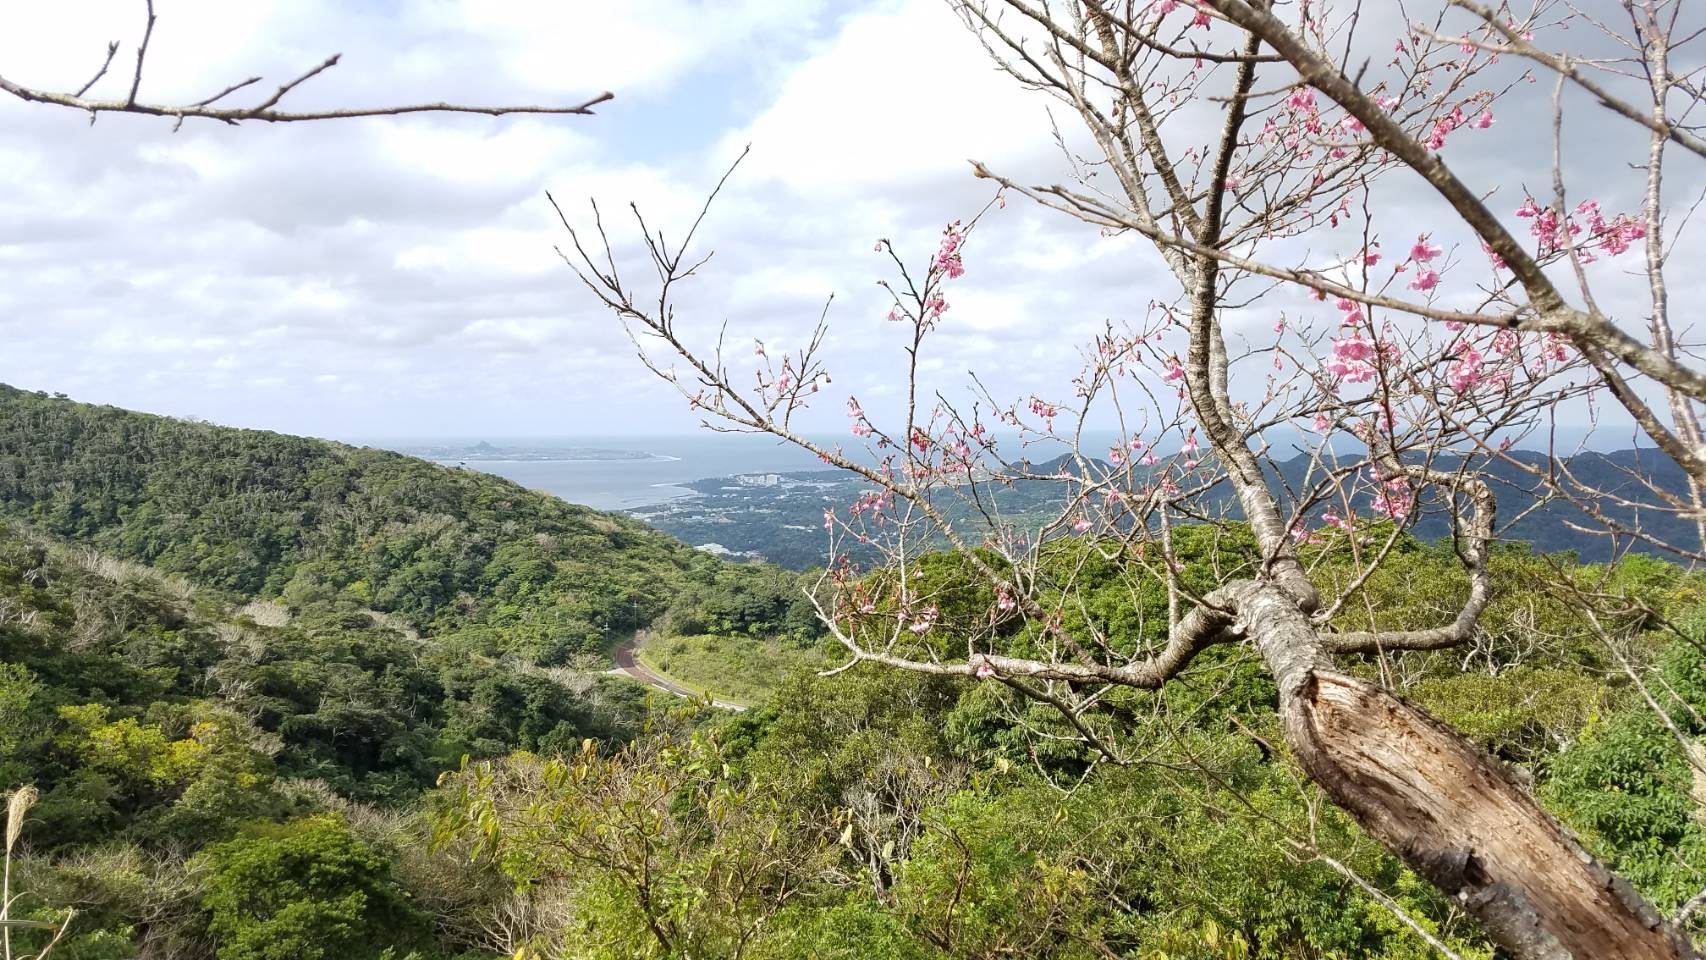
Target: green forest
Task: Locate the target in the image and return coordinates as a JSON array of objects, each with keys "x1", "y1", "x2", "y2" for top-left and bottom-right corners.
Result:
[{"x1": 0, "y1": 387, "x2": 1704, "y2": 959}]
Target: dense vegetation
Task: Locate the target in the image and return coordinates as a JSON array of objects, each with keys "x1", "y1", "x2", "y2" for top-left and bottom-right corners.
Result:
[
  {"x1": 4, "y1": 389, "x2": 1706, "y2": 958},
  {"x1": 0, "y1": 384, "x2": 726, "y2": 665}
]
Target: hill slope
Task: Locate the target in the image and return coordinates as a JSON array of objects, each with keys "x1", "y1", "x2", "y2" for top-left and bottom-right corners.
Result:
[{"x1": 0, "y1": 384, "x2": 719, "y2": 663}]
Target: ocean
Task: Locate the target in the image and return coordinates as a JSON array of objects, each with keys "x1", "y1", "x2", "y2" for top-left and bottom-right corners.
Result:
[
  {"x1": 354, "y1": 433, "x2": 842, "y2": 510},
  {"x1": 352, "y1": 430, "x2": 1180, "y2": 511}
]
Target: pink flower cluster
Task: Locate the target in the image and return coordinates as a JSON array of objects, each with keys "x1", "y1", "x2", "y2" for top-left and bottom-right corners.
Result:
[
  {"x1": 1515, "y1": 197, "x2": 1646, "y2": 259},
  {"x1": 1327, "y1": 334, "x2": 1393, "y2": 386},
  {"x1": 1334, "y1": 296, "x2": 1364, "y2": 325},
  {"x1": 1400, "y1": 235, "x2": 1443, "y2": 292},
  {"x1": 849, "y1": 490, "x2": 891, "y2": 518},
  {"x1": 1368, "y1": 470, "x2": 1412, "y2": 520},
  {"x1": 1028, "y1": 396, "x2": 1059, "y2": 429},
  {"x1": 848, "y1": 399, "x2": 873, "y2": 438},
  {"x1": 908, "y1": 606, "x2": 939, "y2": 635},
  {"x1": 1291, "y1": 524, "x2": 1325, "y2": 546},
  {"x1": 1448, "y1": 343, "x2": 1484, "y2": 393},
  {"x1": 934, "y1": 222, "x2": 966, "y2": 280},
  {"x1": 1152, "y1": 0, "x2": 1211, "y2": 27},
  {"x1": 1320, "y1": 509, "x2": 1355, "y2": 531},
  {"x1": 1424, "y1": 105, "x2": 1493, "y2": 151}
]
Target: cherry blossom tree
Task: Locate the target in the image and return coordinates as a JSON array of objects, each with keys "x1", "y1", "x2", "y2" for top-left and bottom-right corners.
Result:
[{"x1": 564, "y1": 1, "x2": 1704, "y2": 956}]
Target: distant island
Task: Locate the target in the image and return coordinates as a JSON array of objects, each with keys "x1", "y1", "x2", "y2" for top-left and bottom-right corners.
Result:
[
  {"x1": 401, "y1": 440, "x2": 676, "y2": 462},
  {"x1": 630, "y1": 448, "x2": 1699, "y2": 570}
]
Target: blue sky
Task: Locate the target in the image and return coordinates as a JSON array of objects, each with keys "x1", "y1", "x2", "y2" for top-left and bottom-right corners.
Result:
[
  {"x1": 0, "y1": 0, "x2": 1110, "y2": 439},
  {"x1": 0, "y1": 0, "x2": 1692, "y2": 451}
]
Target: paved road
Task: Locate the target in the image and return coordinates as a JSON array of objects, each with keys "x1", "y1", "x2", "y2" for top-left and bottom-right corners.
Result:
[{"x1": 611, "y1": 634, "x2": 746, "y2": 711}]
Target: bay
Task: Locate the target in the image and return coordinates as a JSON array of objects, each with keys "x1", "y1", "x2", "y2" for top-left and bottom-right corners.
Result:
[{"x1": 357, "y1": 433, "x2": 840, "y2": 510}]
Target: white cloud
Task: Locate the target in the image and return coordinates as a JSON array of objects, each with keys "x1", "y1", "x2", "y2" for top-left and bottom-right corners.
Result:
[
  {"x1": 423, "y1": 0, "x2": 829, "y2": 98},
  {"x1": 725, "y1": 0, "x2": 1057, "y2": 193},
  {"x1": 2, "y1": 0, "x2": 1681, "y2": 449}
]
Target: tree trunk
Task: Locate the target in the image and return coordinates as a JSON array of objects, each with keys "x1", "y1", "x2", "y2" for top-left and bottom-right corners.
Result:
[{"x1": 1239, "y1": 581, "x2": 1699, "y2": 959}]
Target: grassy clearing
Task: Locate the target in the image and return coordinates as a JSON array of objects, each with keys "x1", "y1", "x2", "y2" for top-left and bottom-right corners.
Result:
[{"x1": 637, "y1": 633, "x2": 830, "y2": 705}]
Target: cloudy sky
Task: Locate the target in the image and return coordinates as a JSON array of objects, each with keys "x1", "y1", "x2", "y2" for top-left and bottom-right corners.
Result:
[{"x1": 0, "y1": 0, "x2": 1692, "y2": 445}]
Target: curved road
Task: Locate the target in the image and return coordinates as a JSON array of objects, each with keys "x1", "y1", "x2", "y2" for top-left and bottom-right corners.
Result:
[{"x1": 611, "y1": 633, "x2": 746, "y2": 711}]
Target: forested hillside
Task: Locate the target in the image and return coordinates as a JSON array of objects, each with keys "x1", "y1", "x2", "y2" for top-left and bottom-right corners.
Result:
[
  {"x1": 8, "y1": 510, "x2": 1706, "y2": 959},
  {"x1": 0, "y1": 384, "x2": 721, "y2": 664},
  {"x1": 6, "y1": 388, "x2": 1706, "y2": 959}
]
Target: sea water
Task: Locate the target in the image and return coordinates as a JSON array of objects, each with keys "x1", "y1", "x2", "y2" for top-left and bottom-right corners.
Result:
[
  {"x1": 357, "y1": 433, "x2": 839, "y2": 510},
  {"x1": 356, "y1": 430, "x2": 1190, "y2": 511}
]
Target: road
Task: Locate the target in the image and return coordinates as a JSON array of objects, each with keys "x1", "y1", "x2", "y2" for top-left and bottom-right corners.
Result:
[{"x1": 610, "y1": 633, "x2": 746, "y2": 711}]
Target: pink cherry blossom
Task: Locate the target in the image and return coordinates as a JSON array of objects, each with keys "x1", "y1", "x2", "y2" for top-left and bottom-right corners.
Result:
[
  {"x1": 1327, "y1": 336, "x2": 1379, "y2": 385},
  {"x1": 1448, "y1": 343, "x2": 1485, "y2": 393},
  {"x1": 974, "y1": 658, "x2": 996, "y2": 679},
  {"x1": 1334, "y1": 296, "x2": 1364, "y2": 325},
  {"x1": 1410, "y1": 238, "x2": 1442, "y2": 262},
  {"x1": 934, "y1": 224, "x2": 965, "y2": 280},
  {"x1": 1470, "y1": 110, "x2": 1494, "y2": 129},
  {"x1": 909, "y1": 606, "x2": 939, "y2": 635},
  {"x1": 1371, "y1": 483, "x2": 1410, "y2": 520},
  {"x1": 1425, "y1": 107, "x2": 1465, "y2": 150},
  {"x1": 1409, "y1": 269, "x2": 1440, "y2": 292},
  {"x1": 1073, "y1": 517, "x2": 1093, "y2": 533}
]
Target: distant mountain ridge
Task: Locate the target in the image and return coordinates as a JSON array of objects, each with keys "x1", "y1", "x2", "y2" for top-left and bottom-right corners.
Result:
[
  {"x1": 634, "y1": 444, "x2": 1698, "y2": 569},
  {"x1": 1017, "y1": 446, "x2": 1700, "y2": 560}
]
